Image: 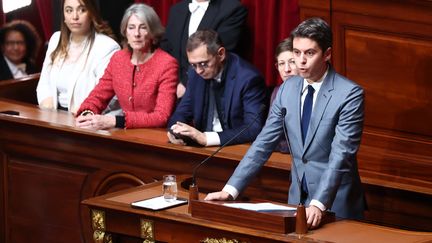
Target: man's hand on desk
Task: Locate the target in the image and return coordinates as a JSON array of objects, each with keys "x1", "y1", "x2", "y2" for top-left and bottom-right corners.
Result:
[
  {"x1": 204, "y1": 191, "x2": 232, "y2": 201},
  {"x1": 168, "y1": 122, "x2": 207, "y2": 146},
  {"x1": 306, "y1": 205, "x2": 323, "y2": 229},
  {"x1": 75, "y1": 114, "x2": 115, "y2": 130},
  {"x1": 167, "y1": 131, "x2": 186, "y2": 145}
]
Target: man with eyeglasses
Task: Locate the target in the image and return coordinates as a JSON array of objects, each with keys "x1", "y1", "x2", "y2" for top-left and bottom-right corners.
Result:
[
  {"x1": 167, "y1": 29, "x2": 267, "y2": 147},
  {"x1": 161, "y1": 0, "x2": 247, "y2": 99}
]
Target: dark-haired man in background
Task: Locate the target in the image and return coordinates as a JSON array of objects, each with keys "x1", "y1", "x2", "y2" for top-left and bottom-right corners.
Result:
[
  {"x1": 167, "y1": 29, "x2": 267, "y2": 147},
  {"x1": 161, "y1": 0, "x2": 247, "y2": 98}
]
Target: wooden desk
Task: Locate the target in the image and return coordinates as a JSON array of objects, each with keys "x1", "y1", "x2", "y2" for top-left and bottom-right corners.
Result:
[
  {"x1": 82, "y1": 181, "x2": 432, "y2": 243},
  {"x1": 0, "y1": 100, "x2": 290, "y2": 243},
  {"x1": 0, "y1": 99, "x2": 431, "y2": 243}
]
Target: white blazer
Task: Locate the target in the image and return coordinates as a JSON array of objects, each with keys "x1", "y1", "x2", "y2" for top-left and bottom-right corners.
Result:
[{"x1": 36, "y1": 31, "x2": 120, "y2": 113}]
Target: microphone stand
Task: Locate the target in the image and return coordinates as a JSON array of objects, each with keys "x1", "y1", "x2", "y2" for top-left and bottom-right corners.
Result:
[
  {"x1": 281, "y1": 108, "x2": 308, "y2": 235},
  {"x1": 188, "y1": 105, "x2": 266, "y2": 213}
]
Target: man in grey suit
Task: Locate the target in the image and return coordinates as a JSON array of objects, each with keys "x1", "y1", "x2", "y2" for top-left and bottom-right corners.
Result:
[{"x1": 205, "y1": 18, "x2": 366, "y2": 229}]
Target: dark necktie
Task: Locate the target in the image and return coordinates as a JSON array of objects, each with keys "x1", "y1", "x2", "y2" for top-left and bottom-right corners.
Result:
[
  {"x1": 205, "y1": 81, "x2": 216, "y2": 131},
  {"x1": 301, "y1": 85, "x2": 315, "y2": 143},
  {"x1": 300, "y1": 85, "x2": 314, "y2": 204}
]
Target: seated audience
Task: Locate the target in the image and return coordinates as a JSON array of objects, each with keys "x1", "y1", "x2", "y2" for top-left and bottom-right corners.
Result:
[
  {"x1": 0, "y1": 20, "x2": 42, "y2": 80},
  {"x1": 167, "y1": 29, "x2": 267, "y2": 147},
  {"x1": 75, "y1": 3, "x2": 178, "y2": 130},
  {"x1": 36, "y1": 0, "x2": 120, "y2": 113},
  {"x1": 271, "y1": 37, "x2": 299, "y2": 153},
  {"x1": 160, "y1": 0, "x2": 247, "y2": 98}
]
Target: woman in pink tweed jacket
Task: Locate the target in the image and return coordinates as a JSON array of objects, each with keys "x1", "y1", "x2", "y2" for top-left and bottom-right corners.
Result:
[{"x1": 75, "y1": 3, "x2": 178, "y2": 129}]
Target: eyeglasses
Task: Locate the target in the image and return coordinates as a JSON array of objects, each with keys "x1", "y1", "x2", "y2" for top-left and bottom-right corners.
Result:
[
  {"x1": 190, "y1": 60, "x2": 210, "y2": 70},
  {"x1": 190, "y1": 55, "x2": 217, "y2": 71},
  {"x1": 275, "y1": 59, "x2": 296, "y2": 69},
  {"x1": 5, "y1": 40, "x2": 25, "y2": 47}
]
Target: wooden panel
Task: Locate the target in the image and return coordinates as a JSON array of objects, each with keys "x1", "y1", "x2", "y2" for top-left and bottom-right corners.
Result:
[
  {"x1": 7, "y1": 159, "x2": 87, "y2": 243},
  {"x1": 0, "y1": 73, "x2": 39, "y2": 104},
  {"x1": 298, "y1": 0, "x2": 330, "y2": 24},
  {"x1": 333, "y1": 13, "x2": 432, "y2": 136}
]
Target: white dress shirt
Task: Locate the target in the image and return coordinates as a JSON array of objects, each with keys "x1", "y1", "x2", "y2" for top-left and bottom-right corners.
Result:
[
  {"x1": 188, "y1": 0, "x2": 210, "y2": 36},
  {"x1": 4, "y1": 56, "x2": 27, "y2": 79}
]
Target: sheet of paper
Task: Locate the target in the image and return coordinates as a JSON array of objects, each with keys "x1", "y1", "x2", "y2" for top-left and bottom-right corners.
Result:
[
  {"x1": 222, "y1": 202, "x2": 296, "y2": 212},
  {"x1": 131, "y1": 196, "x2": 187, "y2": 210}
]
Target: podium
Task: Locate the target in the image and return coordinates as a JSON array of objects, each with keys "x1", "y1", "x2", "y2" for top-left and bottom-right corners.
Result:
[
  {"x1": 191, "y1": 200, "x2": 297, "y2": 234},
  {"x1": 81, "y1": 178, "x2": 432, "y2": 243}
]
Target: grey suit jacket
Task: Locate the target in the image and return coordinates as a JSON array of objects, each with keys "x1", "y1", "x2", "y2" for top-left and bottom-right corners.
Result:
[{"x1": 227, "y1": 66, "x2": 366, "y2": 219}]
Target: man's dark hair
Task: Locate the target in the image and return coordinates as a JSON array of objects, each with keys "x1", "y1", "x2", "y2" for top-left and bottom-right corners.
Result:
[
  {"x1": 290, "y1": 17, "x2": 332, "y2": 52},
  {"x1": 186, "y1": 29, "x2": 224, "y2": 56}
]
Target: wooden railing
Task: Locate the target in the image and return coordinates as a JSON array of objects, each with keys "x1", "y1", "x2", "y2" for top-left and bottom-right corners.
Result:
[{"x1": 0, "y1": 73, "x2": 40, "y2": 104}]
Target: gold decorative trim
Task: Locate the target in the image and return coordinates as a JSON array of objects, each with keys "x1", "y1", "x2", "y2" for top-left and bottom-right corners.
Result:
[
  {"x1": 104, "y1": 234, "x2": 113, "y2": 243},
  {"x1": 91, "y1": 209, "x2": 112, "y2": 243},
  {"x1": 92, "y1": 230, "x2": 112, "y2": 243},
  {"x1": 93, "y1": 230, "x2": 105, "y2": 243},
  {"x1": 200, "y1": 238, "x2": 246, "y2": 243},
  {"x1": 140, "y1": 218, "x2": 155, "y2": 242},
  {"x1": 91, "y1": 209, "x2": 106, "y2": 231}
]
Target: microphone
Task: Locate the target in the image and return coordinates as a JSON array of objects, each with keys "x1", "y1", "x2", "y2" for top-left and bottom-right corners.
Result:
[
  {"x1": 187, "y1": 104, "x2": 266, "y2": 213},
  {"x1": 280, "y1": 108, "x2": 301, "y2": 194},
  {"x1": 191, "y1": 104, "x2": 267, "y2": 186},
  {"x1": 281, "y1": 107, "x2": 308, "y2": 234}
]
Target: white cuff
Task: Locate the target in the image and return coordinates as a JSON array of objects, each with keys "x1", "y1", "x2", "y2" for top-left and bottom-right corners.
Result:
[
  {"x1": 222, "y1": 184, "x2": 239, "y2": 200},
  {"x1": 310, "y1": 199, "x2": 326, "y2": 211},
  {"x1": 205, "y1": 132, "x2": 221, "y2": 146}
]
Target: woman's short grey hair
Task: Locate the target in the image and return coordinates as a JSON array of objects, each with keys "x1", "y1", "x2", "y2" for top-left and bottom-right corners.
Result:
[{"x1": 120, "y1": 3, "x2": 165, "y2": 49}]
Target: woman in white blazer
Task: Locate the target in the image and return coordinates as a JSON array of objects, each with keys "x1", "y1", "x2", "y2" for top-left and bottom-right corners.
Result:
[{"x1": 37, "y1": 0, "x2": 120, "y2": 113}]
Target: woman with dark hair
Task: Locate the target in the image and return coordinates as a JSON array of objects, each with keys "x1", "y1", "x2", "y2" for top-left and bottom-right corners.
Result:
[
  {"x1": 36, "y1": 0, "x2": 120, "y2": 113},
  {"x1": 0, "y1": 20, "x2": 42, "y2": 80},
  {"x1": 270, "y1": 37, "x2": 299, "y2": 153},
  {"x1": 75, "y1": 3, "x2": 178, "y2": 130}
]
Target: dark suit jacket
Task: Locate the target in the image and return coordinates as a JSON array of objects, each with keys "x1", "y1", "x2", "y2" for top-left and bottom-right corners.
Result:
[
  {"x1": 227, "y1": 66, "x2": 366, "y2": 219},
  {"x1": 160, "y1": 0, "x2": 247, "y2": 85},
  {"x1": 168, "y1": 53, "x2": 267, "y2": 145},
  {"x1": 0, "y1": 55, "x2": 38, "y2": 81}
]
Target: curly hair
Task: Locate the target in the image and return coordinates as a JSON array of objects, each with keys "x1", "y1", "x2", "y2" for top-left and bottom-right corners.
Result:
[{"x1": 0, "y1": 19, "x2": 42, "y2": 64}]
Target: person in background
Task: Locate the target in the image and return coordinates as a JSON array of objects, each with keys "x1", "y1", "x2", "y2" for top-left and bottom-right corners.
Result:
[
  {"x1": 75, "y1": 3, "x2": 178, "y2": 130},
  {"x1": 36, "y1": 0, "x2": 120, "y2": 113},
  {"x1": 205, "y1": 18, "x2": 366, "y2": 229},
  {"x1": 167, "y1": 29, "x2": 266, "y2": 147},
  {"x1": 271, "y1": 37, "x2": 299, "y2": 153},
  {"x1": 0, "y1": 20, "x2": 42, "y2": 80},
  {"x1": 161, "y1": 0, "x2": 247, "y2": 98}
]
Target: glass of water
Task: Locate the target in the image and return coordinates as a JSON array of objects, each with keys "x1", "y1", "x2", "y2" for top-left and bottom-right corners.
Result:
[{"x1": 163, "y1": 175, "x2": 177, "y2": 202}]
